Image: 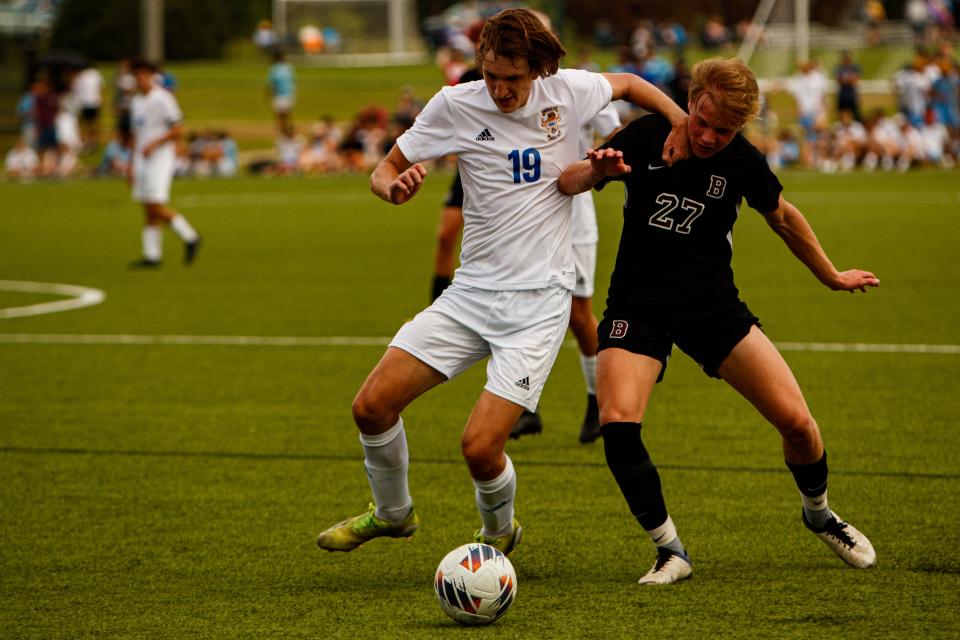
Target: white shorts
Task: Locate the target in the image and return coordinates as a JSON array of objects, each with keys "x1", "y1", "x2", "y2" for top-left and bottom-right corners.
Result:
[
  {"x1": 390, "y1": 283, "x2": 572, "y2": 411},
  {"x1": 572, "y1": 242, "x2": 597, "y2": 299},
  {"x1": 272, "y1": 95, "x2": 294, "y2": 114},
  {"x1": 131, "y1": 149, "x2": 175, "y2": 204}
]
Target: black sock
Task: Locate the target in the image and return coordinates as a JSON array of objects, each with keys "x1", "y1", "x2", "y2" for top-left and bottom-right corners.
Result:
[
  {"x1": 431, "y1": 275, "x2": 452, "y2": 302},
  {"x1": 786, "y1": 451, "x2": 831, "y2": 526},
  {"x1": 600, "y1": 422, "x2": 669, "y2": 531}
]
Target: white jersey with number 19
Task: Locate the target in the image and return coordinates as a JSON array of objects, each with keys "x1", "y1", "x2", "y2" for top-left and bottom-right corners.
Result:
[{"x1": 397, "y1": 68, "x2": 612, "y2": 291}]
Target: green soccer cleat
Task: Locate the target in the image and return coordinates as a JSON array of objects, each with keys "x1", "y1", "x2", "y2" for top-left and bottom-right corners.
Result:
[
  {"x1": 316, "y1": 503, "x2": 419, "y2": 552},
  {"x1": 474, "y1": 517, "x2": 522, "y2": 556}
]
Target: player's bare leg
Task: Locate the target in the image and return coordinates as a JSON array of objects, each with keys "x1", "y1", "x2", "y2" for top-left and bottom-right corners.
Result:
[
  {"x1": 719, "y1": 325, "x2": 876, "y2": 568},
  {"x1": 131, "y1": 203, "x2": 201, "y2": 267},
  {"x1": 431, "y1": 204, "x2": 462, "y2": 301},
  {"x1": 463, "y1": 391, "x2": 525, "y2": 555},
  {"x1": 598, "y1": 349, "x2": 692, "y2": 584},
  {"x1": 318, "y1": 348, "x2": 446, "y2": 551},
  {"x1": 569, "y1": 295, "x2": 600, "y2": 442}
]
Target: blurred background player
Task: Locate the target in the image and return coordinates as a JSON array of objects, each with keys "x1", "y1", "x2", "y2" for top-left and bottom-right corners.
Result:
[
  {"x1": 128, "y1": 58, "x2": 201, "y2": 268},
  {"x1": 266, "y1": 50, "x2": 296, "y2": 132}
]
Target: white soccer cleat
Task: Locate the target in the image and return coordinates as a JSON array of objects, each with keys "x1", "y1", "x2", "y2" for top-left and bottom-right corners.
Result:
[
  {"x1": 638, "y1": 548, "x2": 693, "y2": 585},
  {"x1": 803, "y1": 510, "x2": 877, "y2": 569}
]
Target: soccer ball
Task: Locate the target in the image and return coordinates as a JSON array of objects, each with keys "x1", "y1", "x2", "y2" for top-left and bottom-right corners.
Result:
[{"x1": 434, "y1": 543, "x2": 517, "y2": 626}]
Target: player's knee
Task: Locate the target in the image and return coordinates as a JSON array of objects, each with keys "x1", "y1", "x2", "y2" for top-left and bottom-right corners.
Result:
[
  {"x1": 776, "y1": 411, "x2": 818, "y2": 445},
  {"x1": 460, "y1": 436, "x2": 498, "y2": 478},
  {"x1": 351, "y1": 390, "x2": 397, "y2": 431}
]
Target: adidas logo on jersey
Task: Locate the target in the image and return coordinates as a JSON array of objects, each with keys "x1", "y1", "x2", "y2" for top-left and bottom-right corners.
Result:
[
  {"x1": 476, "y1": 128, "x2": 495, "y2": 141},
  {"x1": 514, "y1": 376, "x2": 530, "y2": 390}
]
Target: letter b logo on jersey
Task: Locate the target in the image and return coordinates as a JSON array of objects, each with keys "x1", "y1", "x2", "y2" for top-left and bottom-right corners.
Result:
[
  {"x1": 706, "y1": 175, "x2": 727, "y2": 199},
  {"x1": 609, "y1": 320, "x2": 629, "y2": 339}
]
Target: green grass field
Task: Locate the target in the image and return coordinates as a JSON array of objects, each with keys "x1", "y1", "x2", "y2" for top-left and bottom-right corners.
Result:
[{"x1": 1, "y1": 168, "x2": 959, "y2": 638}]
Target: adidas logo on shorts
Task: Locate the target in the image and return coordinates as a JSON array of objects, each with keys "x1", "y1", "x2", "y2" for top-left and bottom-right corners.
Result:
[
  {"x1": 514, "y1": 376, "x2": 530, "y2": 390},
  {"x1": 476, "y1": 128, "x2": 495, "y2": 142}
]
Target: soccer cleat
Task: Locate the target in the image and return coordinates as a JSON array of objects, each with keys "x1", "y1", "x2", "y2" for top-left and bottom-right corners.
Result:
[
  {"x1": 129, "y1": 258, "x2": 161, "y2": 269},
  {"x1": 802, "y1": 510, "x2": 876, "y2": 568},
  {"x1": 316, "y1": 503, "x2": 419, "y2": 552},
  {"x1": 184, "y1": 237, "x2": 202, "y2": 266},
  {"x1": 474, "y1": 517, "x2": 522, "y2": 556},
  {"x1": 638, "y1": 548, "x2": 693, "y2": 585},
  {"x1": 578, "y1": 393, "x2": 601, "y2": 443},
  {"x1": 509, "y1": 410, "x2": 543, "y2": 439}
]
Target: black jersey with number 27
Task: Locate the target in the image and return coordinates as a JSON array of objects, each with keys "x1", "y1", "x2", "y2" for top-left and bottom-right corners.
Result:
[{"x1": 596, "y1": 114, "x2": 783, "y2": 320}]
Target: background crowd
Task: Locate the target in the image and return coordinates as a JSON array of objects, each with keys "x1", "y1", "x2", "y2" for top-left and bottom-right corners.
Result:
[{"x1": 5, "y1": 1, "x2": 960, "y2": 181}]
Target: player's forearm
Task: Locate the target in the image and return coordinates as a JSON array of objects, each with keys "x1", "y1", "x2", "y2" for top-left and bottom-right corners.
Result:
[
  {"x1": 767, "y1": 201, "x2": 839, "y2": 287},
  {"x1": 370, "y1": 158, "x2": 402, "y2": 202},
  {"x1": 605, "y1": 73, "x2": 686, "y2": 127},
  {"x1": 558, "y1": 160, "x2": 601, "y2": 196}
]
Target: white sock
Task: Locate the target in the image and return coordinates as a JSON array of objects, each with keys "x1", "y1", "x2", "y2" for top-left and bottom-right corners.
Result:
[
  {"x1": 801, "y1": 489, "x2": 831, "y2": 527},
  {"x1": 142, "y1": 225, "x2": 162, "y2": 261},
  {"x1": 647, "y1": 515, "x2": 684, "y2": 554},
  {"x1": 579, "y1": 353, "x2": 597, "y2": 395},
  {"x1": 359, "y1": 418, "x2": 411, "y2": 523},
  {"x1": 169, "y1": 214, "x2": 199, "y2": 243},
  {"x1": 474, "y1": 454, "x2": 516, "y2": 537}
]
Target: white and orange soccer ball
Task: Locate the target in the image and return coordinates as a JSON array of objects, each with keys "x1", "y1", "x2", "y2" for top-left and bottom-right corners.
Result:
[{"x1": 434, "y1": 543, "x2": 517, "y2": 625}]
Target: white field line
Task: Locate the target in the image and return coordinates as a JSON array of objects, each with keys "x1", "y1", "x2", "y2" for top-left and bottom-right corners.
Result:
[
  {"x1": 0, "y1": 333, "x2": 957, "y2": 354},
  {"x1": 171, "y1": 190, "x2": 960, "y2": 209},
  {"x1": 0, "y1": 281, "x2": 106, "y2": 319}
]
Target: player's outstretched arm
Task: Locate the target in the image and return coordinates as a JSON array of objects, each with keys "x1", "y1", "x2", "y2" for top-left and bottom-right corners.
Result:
[
  {"x1": 558, "y1": 148, "x2": 631, "y2": 196},
  {"x1": 762, "y1": 195, "x2": 880, "y2": 293},
  {"x1": 370, "y1": 144, "x2": 427, "y2": 205},
  {"x1": 603, "y1": 73, "x2": 689, "y2": 165}
]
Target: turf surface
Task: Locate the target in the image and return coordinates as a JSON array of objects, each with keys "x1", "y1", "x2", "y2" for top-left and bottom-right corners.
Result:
[{"x1": 1, "y1": 169, "x2": 958, "y2": 638}]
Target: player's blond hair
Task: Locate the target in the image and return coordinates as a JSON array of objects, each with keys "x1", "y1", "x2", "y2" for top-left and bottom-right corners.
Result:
[
  {"x1": 688, "y1": 58, "x2": 761, "y2": 129},
  {"x1": 475, "y1": 8, "x2": 566, "y2": 78}
]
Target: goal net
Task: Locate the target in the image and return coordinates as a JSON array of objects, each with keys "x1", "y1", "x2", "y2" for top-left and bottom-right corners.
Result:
[{"x1": 273, "y1": 0, "x2": 426, "y2": 66}]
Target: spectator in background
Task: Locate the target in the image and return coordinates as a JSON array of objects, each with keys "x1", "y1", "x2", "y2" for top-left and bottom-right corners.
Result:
[
  {"x1": 701, "y1": 15, "x2": 731, "y2": 50},
  {"x1": 55, "y1": 91, "x2": 82, "y2": 177},
  {"x1": 276, "y1": 124, "x2": 304, "y2": 174},
  {"x1": 267, "y1": 50, "x2": 296, "y2": 132},
  {"x1": 5, "y1": 137, "x2": 39, "y2": 181},
  {"x1": 930, "y1": 55, "x2": 960, "y2": 148},
  {"x1": 32, "y1": 77, "x2": 60, "y2": 178},
  {"x1": 831, "y1": 108, "x2": 869, "y2": 171},
  {"x1": 253, "y1": 19, "x2": 279, "y2": 53},
  {"x1": 113, "y1": 58, "x2": 136, "y2": 138},
  {"x1": 15, "y1": 84, "x2": 35, "y2": 148},
  {"x1": 906, "y1": 0, "x2": 930, "y2": 45},
  {"x1": 919, "y1": 108, "x2": 953, "y2": 167},
  {"x1": 835, "y1": 50, "x2": 862, "y2": 122},
  {"x1": 214, "y1": 131, "x2": 239, "y2": 177},
  {"x1": 894, "y1": 55, "x2": 932, "y2": 127},
  {"x1": 72, "y1": 63, "x2": 104, "y2": 153},
  {"x1": 864, "y1": 0, "x2": 886, "y2": 46},
  {"x1": 95, "y1": 129, "x2": 132, "y2": 178},
  {"x1": 786, "y1": 60, "x2": 829, "y2": 167}
]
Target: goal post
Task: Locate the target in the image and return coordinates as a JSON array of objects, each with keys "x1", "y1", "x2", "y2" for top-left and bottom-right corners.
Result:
[{"x1": 273, "y1": 0, "x2": 426, "y2": 66}]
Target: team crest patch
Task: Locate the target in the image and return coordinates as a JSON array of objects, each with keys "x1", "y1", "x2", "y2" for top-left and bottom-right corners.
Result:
[{"x1": 540, "y1": 106, "x2": 562, "y2": 140}]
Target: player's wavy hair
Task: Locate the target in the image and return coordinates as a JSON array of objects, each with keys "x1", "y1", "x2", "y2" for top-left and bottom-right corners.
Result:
[
  {"x1": 475, "y1": 8, "x2": 566, "y2": 78},
  {"x1": 688, "y1": 58, "x2": 761, "y2": 129}
]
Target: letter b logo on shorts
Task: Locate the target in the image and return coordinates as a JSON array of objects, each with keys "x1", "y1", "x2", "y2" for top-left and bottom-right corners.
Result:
[{"x1": 609, "y1": 320, "x2": 629, "y2": 339}]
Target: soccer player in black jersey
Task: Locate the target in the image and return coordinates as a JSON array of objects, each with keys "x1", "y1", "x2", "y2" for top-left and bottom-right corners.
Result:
[{"x1": 558, "y1": 58, "x2": 879, "y2": 584}]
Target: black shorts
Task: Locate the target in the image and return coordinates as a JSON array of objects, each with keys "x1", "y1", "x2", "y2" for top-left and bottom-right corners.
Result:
[
  {"x1": 443, "y1": 171, "x2": 464, "y2": 208},
  {"x1": 597, "y1": 301, "x2": 760, "y2": 380},
  {"x1": 81, "y1": 106, "x2": 100, "y2": 122}
]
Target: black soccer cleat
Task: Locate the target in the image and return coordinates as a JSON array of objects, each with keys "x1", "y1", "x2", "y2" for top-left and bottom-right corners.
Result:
[
  {"x1": 129, "y1": 258, "x2": 161, "y2": 269},
  {"x1": 509, "y1": 410, "x2": 543, "y2": 439},
  {"x1": 579, "y1": 393, "x2": 601, "y2": 443},
  {"x1": 184, "y1": 237, "x2": 202, "y2": 266}
]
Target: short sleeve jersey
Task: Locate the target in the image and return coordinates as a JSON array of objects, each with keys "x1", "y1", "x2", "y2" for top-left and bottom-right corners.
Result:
[
  {"x1": 269, "y1": 62, "x2": 295, "y2": 98},
  {"x1": 130, "y1": 86, "x2": 183, "y2": 156},
  {"x1": 397, "y1": 68, "x2": 612, "y2": 290},
  {"x1": 597, "y1": 114, "x2": 783, "y2": 319},
  {"x1": 572, "y1": 102, "x2": 621, "y2": 245}
]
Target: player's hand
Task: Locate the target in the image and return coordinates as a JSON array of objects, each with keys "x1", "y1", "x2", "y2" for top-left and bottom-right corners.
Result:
[
  {"x1": 387, "y1": 163, "x2": 427, "y2": 204},
  {"x1": 662, "y1": 118, "x2": 690, "y2": 166},
  {"x1": 585, "y1": 148, "x2": 631, "y2": 178},
  {"x1": 832, "y1": 269, "x2": 880, "y2": 293},
  {"x1": 142, "y1": 142, "x2": 154, "y2": 158}
]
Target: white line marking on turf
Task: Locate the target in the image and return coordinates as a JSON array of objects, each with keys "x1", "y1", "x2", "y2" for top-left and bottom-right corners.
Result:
[
  {"x1": 0, "y1": 333, "x2": 957, "y2": 354},
  {"x1": 0, "y1": 281, "x2": 106, "y2": 319}
]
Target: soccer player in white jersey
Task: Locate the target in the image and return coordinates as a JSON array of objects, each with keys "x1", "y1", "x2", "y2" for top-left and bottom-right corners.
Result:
[
  {"x1": 316, "y1": 8, "x2": 688, "y2": 556},
  {"x1": 510, "y1": 102, "x2": 621, "y2": 443},
  {"x1": 128, "y1": 59, "x2": 201, "y2": 268}
]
